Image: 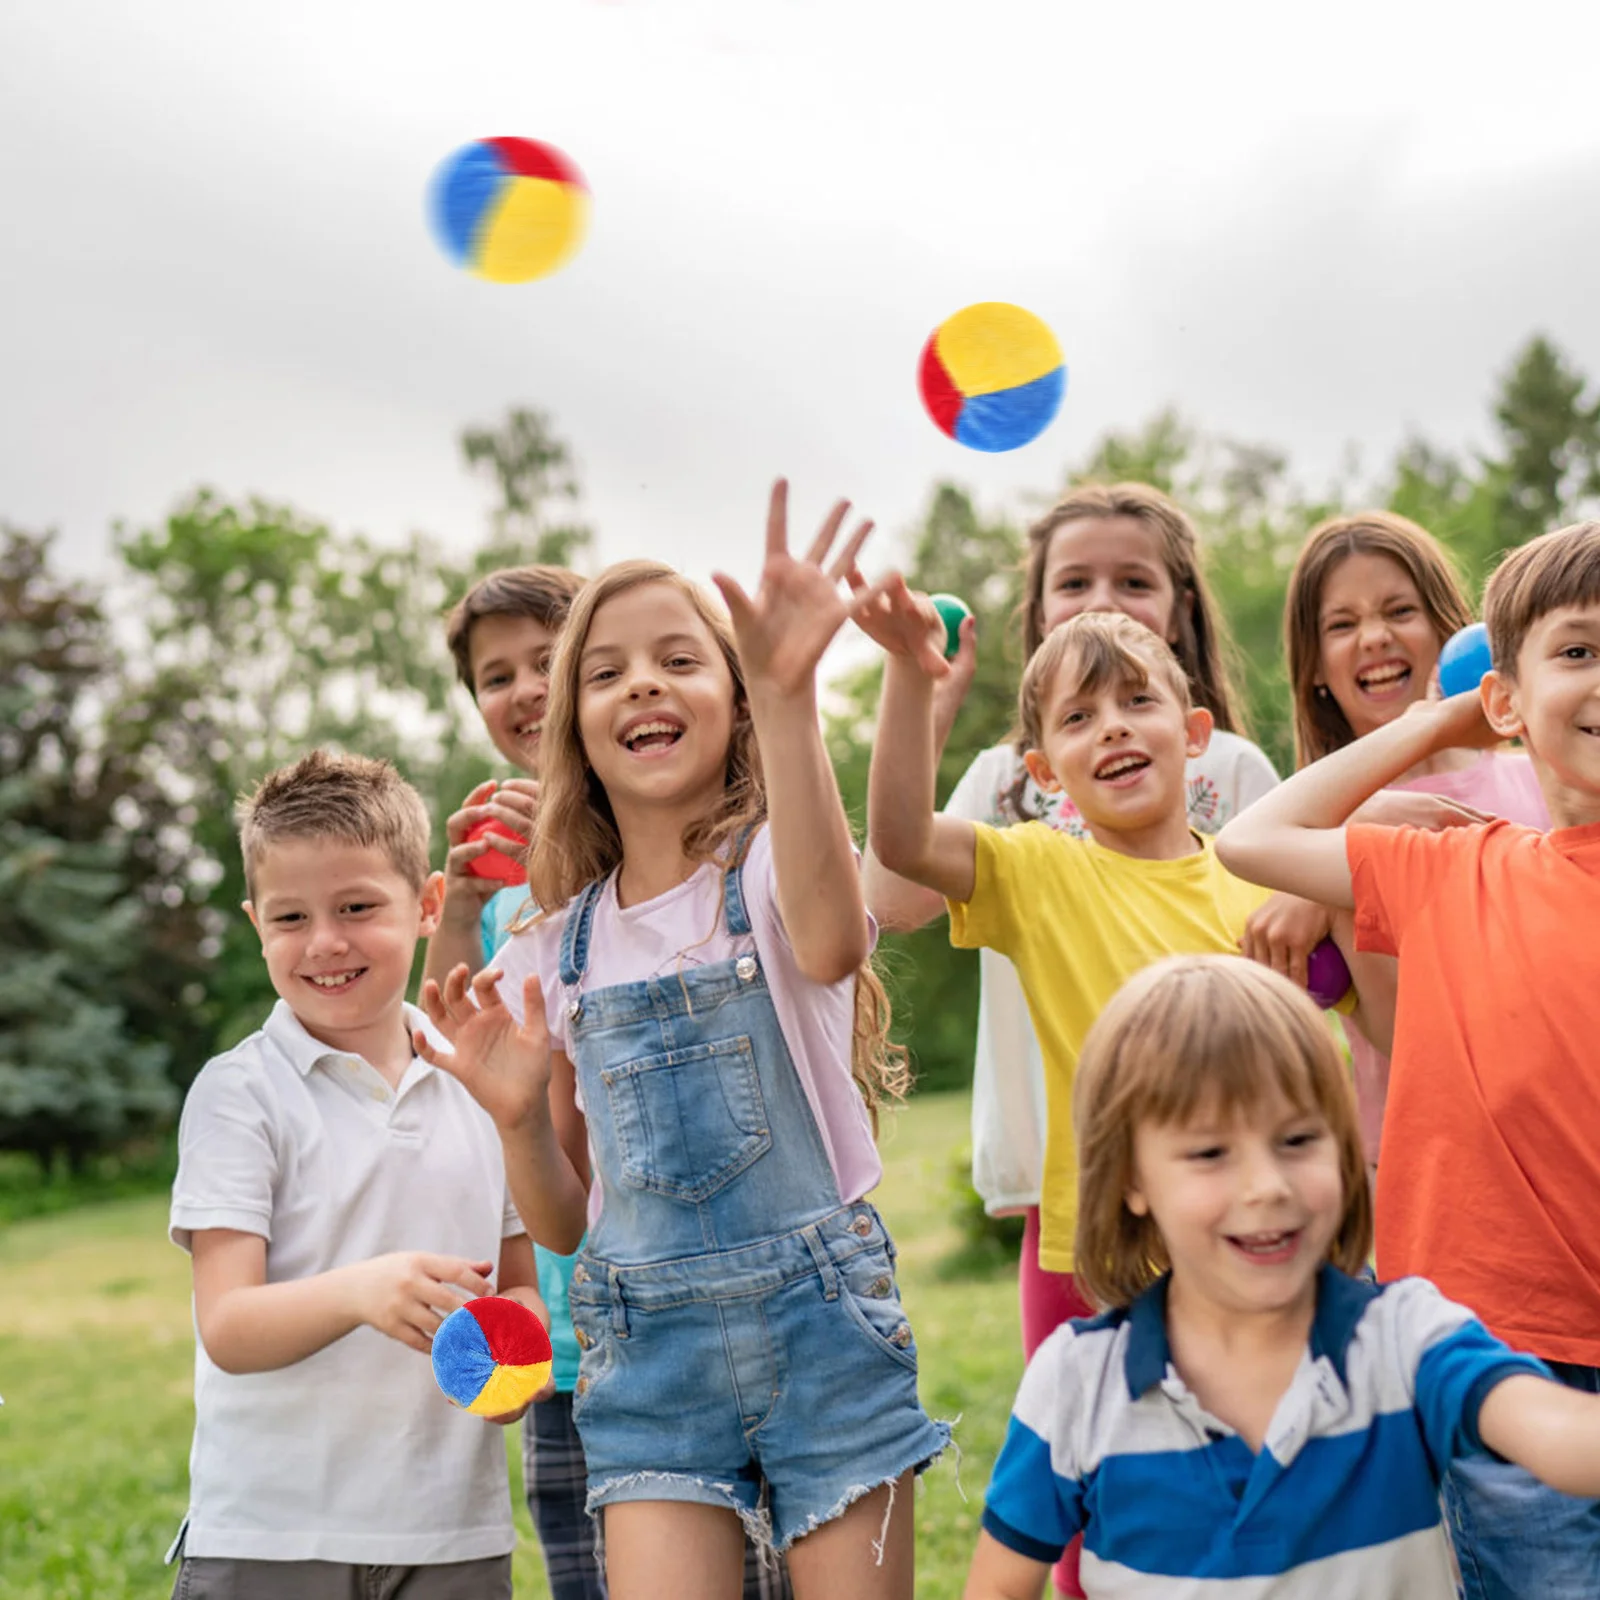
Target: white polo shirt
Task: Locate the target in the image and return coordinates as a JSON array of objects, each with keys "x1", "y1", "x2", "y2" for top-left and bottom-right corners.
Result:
[{"x1": 169, "y1": 1000, "x2": 523, "y2": 1564}]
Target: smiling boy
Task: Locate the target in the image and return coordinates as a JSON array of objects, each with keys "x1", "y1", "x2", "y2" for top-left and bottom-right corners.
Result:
[
  {"x1": 867, "y1": 607, "x2": 1293, "y2": 1285},
  {"x1": 1216, "y1": 520, "x2": 1600, "y2": 1596},
  {"x1": 167, "y1": 750, "x2": 543, "y2": 1600}
]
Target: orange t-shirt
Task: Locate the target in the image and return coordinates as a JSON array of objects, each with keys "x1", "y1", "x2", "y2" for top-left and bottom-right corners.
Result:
[{"x1": 1349, "y1": 817, "x2": 1600, "y2": 1366}]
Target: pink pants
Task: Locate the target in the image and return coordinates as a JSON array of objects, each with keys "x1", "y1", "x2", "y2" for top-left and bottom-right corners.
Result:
[{"x1": 1019, "y1": 1207, "x2": 1095, "y2": 1599}]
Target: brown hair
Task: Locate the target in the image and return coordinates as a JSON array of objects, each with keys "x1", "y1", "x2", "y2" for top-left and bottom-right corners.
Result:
[
  {"x1": 526, "y1": 560, "x2": 910, "y2": 1122},
  {"x1": 236, "y1": 748, "x2": 432, "y2": 900},
  {"x1": 1017, "y1": 612, "x2": 1192, "y2": 753},
  {"x1": 1021, "y1": 482, "x2": 1245, "y2": 734},
  {"x1": 1285, "y1": 512, "x2": 1473, "y2": 767},
  {"x1": 1484, "y1": 520, "x2": 1600, "y2": 681},
  {"x1": 445, "y1": 565, "x2": 586, "y2": 695},
  {"x1": 1072, "y1": 954, "x2": 1372, "y2": 1311}
]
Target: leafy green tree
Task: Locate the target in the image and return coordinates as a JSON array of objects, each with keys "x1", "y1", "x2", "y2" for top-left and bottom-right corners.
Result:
[
  {"x1": 0, "y1": 529, "x2": 179, "y2": 1168},
  {"x1": 110, "y1": 494, "x2": 501, "y2": 1054},
  {"x1": 460, "y1": 406, "x2": 594, "y2": 569}
]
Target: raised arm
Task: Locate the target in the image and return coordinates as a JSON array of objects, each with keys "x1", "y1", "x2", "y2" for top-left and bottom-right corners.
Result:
[
  {"x1": 863, "y1": 615, "x2": 981, "y2": 930},
  {"x1": 1216, "y1": 693, "x2": 1498, "y2": 906},
  {"x1": 855, "y1": 574, "x2": 979, "y2": 904},
  {"x1": 713, "y1": 480, "x2": 948, "y2": 984}
]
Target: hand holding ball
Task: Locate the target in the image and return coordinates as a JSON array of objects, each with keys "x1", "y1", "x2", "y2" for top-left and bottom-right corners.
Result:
[
  {"x1": 929, "y1": 594, "x2": 972, "y2": 660},
  {"x1": 1305, "y1": 938, "x2": 1352, "y2": 1010},
  {"x1": 433, "y1": 1296, "x2": 553, "y2": 1417},
  {"x1": 1438, "y1": 623, "x2": 1493, "y2": 700},
  {"x1": 465, "y1": 819, "x2": 529, "y2": 885}
]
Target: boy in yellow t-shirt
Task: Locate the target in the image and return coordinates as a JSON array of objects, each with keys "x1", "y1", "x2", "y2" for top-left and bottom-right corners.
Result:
[{"x1": 866, "y1": 605, "x2": 1368, "y2": 1281}]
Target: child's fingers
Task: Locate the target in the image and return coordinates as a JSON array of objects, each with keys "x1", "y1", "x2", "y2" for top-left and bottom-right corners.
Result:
[
  {"x1": 824, "y1": 517, "x2": 874, "y2": 584},
  {"x1": 440, "y1": 963, "x2": 479, "y2": 1021},
  {"x1": 802, "y1": 498, "x2": 852, "y2": 569},
  {"x1": 764, "y1": 478, "x2": 790, "y2": 561},
  {"x1": 710, "y1": 572, "x2": 755, "y2": 632},
  {"x1": 469, "y1": 966, "x2": 507, "y2": 1013},
  {"x1": 412, "y1": 1026, "x2": 450, "y2": 1068},
  {"x1": 418, "y1": 978, "x2": 451, "y2": 1031}
]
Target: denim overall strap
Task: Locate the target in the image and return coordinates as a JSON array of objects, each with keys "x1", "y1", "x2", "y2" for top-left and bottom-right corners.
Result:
[
  {"x1": 721, "y1": 843, "x2": 753, "y2": 938},
  {"x1": 558, "y1": 879, "x2": 607, "y2": 989}
]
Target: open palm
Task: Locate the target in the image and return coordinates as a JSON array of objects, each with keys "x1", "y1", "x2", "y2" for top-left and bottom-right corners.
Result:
[
  {"x1": 714, "y1": 480, "x2": 883, "y2": 697},
  {"x1": 414, "y1": 965, "x2": 551, "y2": 1133}
]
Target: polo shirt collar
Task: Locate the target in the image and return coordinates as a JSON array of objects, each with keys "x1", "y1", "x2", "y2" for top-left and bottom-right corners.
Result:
[
  {"x1": 1124, "y1": 1265, "x2": 1376, "y2": 1399},
  {"x1": 263, "y1": 998, "x2": 434, "y2": 1079}
]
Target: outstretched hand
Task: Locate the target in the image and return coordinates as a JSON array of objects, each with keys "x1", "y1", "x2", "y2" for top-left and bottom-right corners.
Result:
[
  {"x1": 713, "y1": 479, "x2": 908, "y2": 698},
  {"x1": 414, "y1": 965, "x2": 552, "y2": 1133},
  {"x1": 847, "y1": 568, "x2": 952, "y2": 681}
]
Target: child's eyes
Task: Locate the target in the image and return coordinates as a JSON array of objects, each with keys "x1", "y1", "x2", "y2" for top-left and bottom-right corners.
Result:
[
  {"x1": 273, "y1": 913, "x2": 303, "y2": 926},
  {"x1": 664, "y1": 654, "x2": 698, "y2": 669},
  {"x1": 1055, "y1": 576, "x2": 1087, "y2": 592},
  {"x1": 587, "y1": 667, "x2": 618, "y2": 685},
  {"x1": 1323, "y1": 619, "x2": 1353, "y2": 634},
  {"x1": 1387, "y1": 605, "x2": 1416, "y2": 620},
  {"x1": 341, "y1": 902, "x2": 376, "y2": 916},
  {"x1": 1185, "y1": 1145, "x2": 1226, "y2": 1162},
  {"x1": 1282, "y1": 1129, "x2": 1323, "y2": 1150},
  {"x1": 479, "y1": 673, "x2": 510, "y2": 690},
  {"x1": 1122, "y1": 577, "x2": 1152, "y2": 591},
  {"x1": 1559, "y1": 644, "x2": 1596, "y2": 661}
]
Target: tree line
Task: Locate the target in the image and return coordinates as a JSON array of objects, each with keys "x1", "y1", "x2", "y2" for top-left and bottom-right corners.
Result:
[{"x1": 4, "y1": 338, "x2": 1598, "y2": 1170}]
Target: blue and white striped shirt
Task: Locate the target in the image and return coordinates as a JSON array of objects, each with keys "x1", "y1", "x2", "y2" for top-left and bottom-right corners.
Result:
[{"x1": 983, "y1": 1267, "x2": 1546, "y2": 1597}]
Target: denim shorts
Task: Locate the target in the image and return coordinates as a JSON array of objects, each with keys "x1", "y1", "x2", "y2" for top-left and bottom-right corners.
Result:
[{"x1": 567, "y1": 1203, "x2": 949, "y2": 1553}]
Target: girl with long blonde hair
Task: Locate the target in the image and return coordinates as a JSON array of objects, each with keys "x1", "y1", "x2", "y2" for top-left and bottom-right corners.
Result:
[{"x1": 418, "y1": 484, "x2": 947, "y2": 1600}]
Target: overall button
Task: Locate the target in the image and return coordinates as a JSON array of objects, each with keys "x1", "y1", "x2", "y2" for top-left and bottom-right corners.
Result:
[
  {"x1": 850, "y1": 1215, "x2": 873, "y2": 1237},
  {"x1": 567, "y1": 999, "x2": 583, "y2": 1022},
  {"x1": 575, "y1": 1376, "x2": 590, "y2": 1397},
  {"x1": 571, "y1": 1264, "x2": 588, "y2": 1285},
  {"x1": 735, "y1": 955, "x2": 758, "y2": 982},
  {"x1": 869, "y1": 1276, "x2": 892, "y2": 1298},
  {"x1": 574, "y1": 1327, "x2": 592, "y2": 1350},
  {"x1": 890, "y1": 1324, "x2": 913, "y2": 1349}
]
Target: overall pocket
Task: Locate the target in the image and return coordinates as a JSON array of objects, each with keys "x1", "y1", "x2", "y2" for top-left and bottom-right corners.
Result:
[
  {"x1": 599, "y1": 1034, "x2": 771, "y2": 1202},
  {"x1": 835, "y1": 1241, "x2": 921, "y2": 1373}
]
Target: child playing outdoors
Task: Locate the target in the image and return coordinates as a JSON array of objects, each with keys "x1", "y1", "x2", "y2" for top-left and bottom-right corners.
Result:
[
  {"x1": 1216, "y1": 519, "x2": 1600, "y2": 1597},
  {"x1": 865, "y1": 587, "x2": 1364, "y2": 1598},
  {"x1": 966, "y1": 955, "x2": 1600, "y2": 1599},
  {"x1": 1247, "y1": 512, "x2": 1548, "y2": 1169},
  {"x1": 865, "y1": 483, "x2": 1277, "y2": 1363},
  {"x1": 414, "y1": 484, "x2": 949, "y2": 1600},
  {"x1": 167, "y1": 751, "x2": 544, "y2": 1600},
  {"x1": 428, "y1": 561, "x2": 793, "y2": 1600}
]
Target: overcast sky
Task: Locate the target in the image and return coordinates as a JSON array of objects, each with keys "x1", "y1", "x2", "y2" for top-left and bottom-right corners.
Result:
[{"x1": 5, "y1": 1, "x2": 1600, "y2": 598}]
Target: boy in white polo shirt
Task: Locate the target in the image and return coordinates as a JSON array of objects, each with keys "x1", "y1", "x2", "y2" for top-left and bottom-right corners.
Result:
[{"x1": 167, "y1": 750, "x2": 546, "y2": 1600}]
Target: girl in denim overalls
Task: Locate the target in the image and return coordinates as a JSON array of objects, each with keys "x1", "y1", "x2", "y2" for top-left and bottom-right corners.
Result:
[{"x1": 419, "y1": 484, "x2": 949, "y2": 1600}]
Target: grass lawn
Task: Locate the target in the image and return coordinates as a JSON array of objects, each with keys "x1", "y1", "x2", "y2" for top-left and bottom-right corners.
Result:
[{"x1": 0, "y1": 1090, "x2": 1024, "y2": 1598}]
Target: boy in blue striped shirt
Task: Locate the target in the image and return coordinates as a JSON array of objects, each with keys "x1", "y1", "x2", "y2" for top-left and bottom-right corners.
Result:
[{"x1": 967, "y1": 956, "x2": 1600, "y2": 1599}]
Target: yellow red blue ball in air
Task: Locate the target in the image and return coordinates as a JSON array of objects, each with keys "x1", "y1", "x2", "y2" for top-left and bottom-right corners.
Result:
[
  {"x1": 429, "y1": 137, "x2": 589, "y2": 284},
  {"x1": 919, "y1": 302, "x2": 1065, "y2": 452}
]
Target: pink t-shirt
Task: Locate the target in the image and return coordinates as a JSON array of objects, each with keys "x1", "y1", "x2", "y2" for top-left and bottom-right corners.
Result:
[
  {"x1": 494, "y1": 825, "x2": 881, "y2": 1226},
  {"x1": 1349, "y1": 751, "x2": 1549, "y2": 1163}
]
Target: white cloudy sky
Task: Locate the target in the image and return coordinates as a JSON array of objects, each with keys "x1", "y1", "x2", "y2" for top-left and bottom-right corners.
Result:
[{"x1": 5, "y1": 0, "x2": 1600, "y2": 596}]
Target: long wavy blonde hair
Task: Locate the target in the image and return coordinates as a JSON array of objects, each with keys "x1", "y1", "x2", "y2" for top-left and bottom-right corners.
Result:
[{"x1": 526, "y1": 560, "x2": 909, "y2": 1124}]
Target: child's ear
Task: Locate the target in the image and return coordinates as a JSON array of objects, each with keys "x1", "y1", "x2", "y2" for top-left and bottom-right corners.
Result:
[
  {"x1": 417, "y1": 871, "x2": 447, "y2": 937},
  {"x1": 243, "y1": 900, "x2": 261, "y2": 938},
  {"x1": 1481, "y1": 670, "x2": 1526, "y2": 743},
  {"x1": 1125, "y1": 1181, "x2": 1150, "y2": 1219},
  {"x1": 1184, "y1": 704, "x2": 1213, "y2": 760},
  {"x1": 1023, "y1": 747, "x2": 1061, "y2": 793}
]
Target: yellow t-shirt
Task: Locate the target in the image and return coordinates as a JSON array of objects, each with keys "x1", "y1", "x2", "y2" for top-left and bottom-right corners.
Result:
[{"x1": 948, "y1": 821, "x2": 1270, "y2": 1271}]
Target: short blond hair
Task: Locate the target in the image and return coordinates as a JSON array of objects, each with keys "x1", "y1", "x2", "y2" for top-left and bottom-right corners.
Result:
[
  {"x1": 237, "y1": 749, "x2": 432, "y2": 899},
  {"x1": 1072, "y1": 955, "x2": 1372, "y2": 1311},
  {"x1": 1484, "y1": 520, "x2": 1600, "y2": 682},
  {"x1": 1018, "y1": 611, "x2": 1191, "y2": 753}
]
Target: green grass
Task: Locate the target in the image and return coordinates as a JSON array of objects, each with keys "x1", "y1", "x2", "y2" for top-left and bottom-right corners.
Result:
[{"x1": 0, "y1": 1091, "x2": 1023, "y2": 1598}]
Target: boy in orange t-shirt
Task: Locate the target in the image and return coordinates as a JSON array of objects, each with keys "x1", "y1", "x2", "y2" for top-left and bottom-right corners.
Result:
[{"x1": 1216, "y1": 519, "x2": 1600, "y2": 1599}]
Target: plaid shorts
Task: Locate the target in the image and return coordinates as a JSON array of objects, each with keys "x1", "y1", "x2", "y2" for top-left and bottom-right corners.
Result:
[{"x1": 523, "y1": 1393, "x2": 792, "y2": 1599}]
